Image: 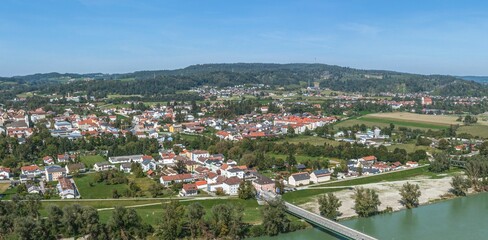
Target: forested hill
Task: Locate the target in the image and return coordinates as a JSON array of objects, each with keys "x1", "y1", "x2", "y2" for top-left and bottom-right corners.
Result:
[{"x1": 2, "y1": 63, "x2": 488, "y2": 98}]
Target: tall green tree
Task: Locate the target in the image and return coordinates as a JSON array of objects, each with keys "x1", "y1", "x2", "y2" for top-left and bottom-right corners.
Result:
[
  {"x1": 450, "y1": 175, "x2": 471, "y2": 196},
  {"x1": 107, "y1": 207, "x2": 148, "y2": 240},
  {"x1": 261, "y1": 199, "x2": 290, "y2": 236},
  {"x1": 186, "y1": 202, "x2": 206, "y2": 239},
  {"x1": 352, "y1": 187, "x2": 381, "y2": 217},
  {"x1": 399, "y1": 182, "x2": 421, "y2": 209},
  {"x1": 155, "y1": 200, "x2": 184, "y2": 240},
  {"x1": 238, "y1": 180, "x2": 256, "y2": 200},
  {"x1": 318, "y1": 193, "x2": 342, "y2": 220},
  {"x1": 209, "y1": 203, "x2": 245, "y2": 239}
]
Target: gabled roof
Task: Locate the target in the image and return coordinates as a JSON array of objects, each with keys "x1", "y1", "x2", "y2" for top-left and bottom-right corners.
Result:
[
  {"x1": 223, "y1": 176, "x2": 241, "y2": 185},
  {"x1": 290, "y1": 172, "x2": 310, "y2": 181}
]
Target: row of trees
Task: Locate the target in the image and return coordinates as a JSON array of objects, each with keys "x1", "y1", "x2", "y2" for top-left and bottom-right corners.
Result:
[{"x1": 319, "y1": 183, "x2": 422, "y2": 220}]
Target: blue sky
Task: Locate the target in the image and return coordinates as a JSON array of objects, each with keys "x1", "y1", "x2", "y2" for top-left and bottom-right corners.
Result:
[{"x1": 1, "y1": 0, "x2": 488, "y2": 76}]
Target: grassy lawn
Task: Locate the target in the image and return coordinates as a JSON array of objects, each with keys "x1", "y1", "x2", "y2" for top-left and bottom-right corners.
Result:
[
  {"x1": 80, "y1": 155, "x2": 105, "y2": 168},
  {"x1": 74, "y1": 174, "x2": 129, "y2": 199},
  {"x1": 386, "y1": 143, "x2": 436, "y2": 153},
  {"x1": 282, "y1": 188, "x2": 345, "y2": 205},
  {"x1": 127, "y1": 175, "x2": 160, "y2": 197},
  {"x1": 277, "y1": 135, "x2": 341, "y2": 146},
  {"x1": 266, "y1": 153, "x2": 331, "y2": 163},
  {"x1": 311, "y1": 166, "x2": 432, "y2": 188},
  {"x1": 335, "y1": 114, "x2": 451, "y2": 131},
  {"x1": 457, "y1": 124, "x2": 488, "y2": 138},
  {"x1": 96, "y1": 198, "x2": 263, "y2": 225},
  {"x1": 359, "y1": 117, "x2": 449, "y2": 130},
  {"x1": 0, "y1": 183, "x2": 10, "y2": 193}
]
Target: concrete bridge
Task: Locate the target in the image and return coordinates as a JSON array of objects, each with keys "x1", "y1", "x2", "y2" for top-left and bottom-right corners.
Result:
[{"x1": 261, "y1": 191, "x2": 377, "y2": 240}]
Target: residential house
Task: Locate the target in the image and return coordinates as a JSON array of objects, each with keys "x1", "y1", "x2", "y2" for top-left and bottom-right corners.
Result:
[
  {"x1": 190, "y1": 150, "x2": 210, "y2": 162},
  {"x1": 57, "y1": 154, "x2": 70, "y2": 163},
  {"x1": 359, "y1": 155, "x2": 377, "y2": 163},
  {"x1": 225, "y1": 168, "x2": 245, "y2": 179},
  {"x1": 65, "y1": 163, "x2": 86, "y2": 174},
  {"x1": 0, "y1": 167, "x2": 11, "y2": 179},
  {"x1": 27, "y1": 185, "x2": 41, "y2": 194},
  {"x1": 180, "y1": 183, "x2": 198, "y2": 196},
  {"x1": 252, "y1": 173, "x2": 275, "y2": 192},
  {"x1": 141, "y1": 159, "x2": 157, "y2": 172},
  {"x1": 108, "y1": 155, "x2": 143, "y2": 164},
  {"x1": 43, "y1": 156, "x2": 55, "y2": 165},
  {"x1": 120, "y1": 163, "x2": 132, "y2": 173},
  {"x1": 310, "y1": 169, "x2": 331, "y2": 183},
  {"x1": 93, "y1": 162, "x2": 115, "y2": 172},
  {"x1": 57, "y1": 176, "x2": 78, "y2": 199},
  {"x1": 160, "y1": 173, "x2": 193, "y2": 186},
  {"x1": 222, "y1": 176, "x2": 241, "y2": 195},
  {"x1": 45, "y1": 165, "x2": 66, "y2": 181},
  {"x1": 406, "y1": 161, "x2": 419, "y2": 168},
  {"x1": 288, "y1": 172, "x2": 311, "y2": 186},
  {"x1": 21, "y1": 165, "x2": 43, "y2": 177}
]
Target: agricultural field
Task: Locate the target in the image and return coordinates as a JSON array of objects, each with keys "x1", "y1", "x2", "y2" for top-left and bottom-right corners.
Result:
[
  {"x1": 336, "y1": 112, "x2": 458, "y2": 130},
  {"x1": 457, "y1": 125, "x2": 488, "y2": 138},
  {"x1": 386, "y1": 143, "x2": 436, "y2": 153},
  {"x1": 276, "y1": 135, "x2": 341, "y2": 146}
]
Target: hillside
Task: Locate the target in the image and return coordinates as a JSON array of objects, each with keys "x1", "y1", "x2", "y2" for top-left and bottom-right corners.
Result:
[{"x1": 1, "y1": 63, "x2": 487, "y2": 100}]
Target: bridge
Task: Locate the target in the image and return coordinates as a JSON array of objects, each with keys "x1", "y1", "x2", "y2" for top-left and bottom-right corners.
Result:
[{"x1": 261, "y1": 191, "x2": 377, "y2": 240}]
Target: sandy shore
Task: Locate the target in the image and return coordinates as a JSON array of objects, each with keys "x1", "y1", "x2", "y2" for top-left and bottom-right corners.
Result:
[{"x1": 300, "y1": 176, "x2": 453, "y2": 219}]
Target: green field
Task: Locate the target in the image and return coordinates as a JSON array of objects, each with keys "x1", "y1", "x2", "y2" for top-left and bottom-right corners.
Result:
[
  {"x1": 282, "y1": 188, "x2": 345, "y2": 205},
  {"x1": 277, "y1": 135, "x2": 341, "y2": 146},
  {"x1": 74, "y1": 174, "x2": 129, "y2": 199},
  {"x1": 311, "y1": 165, "x2": 435, "y2": 188},
  {"x1": 336, "y1": 117, "x2": 449, "y2": 131},
  {"x1": 457, "y1": 125, "x2": 488, "y2": 138},
  {"x1": 80, "y1": 155, "x2": 105, "y2": 168},
  {"x1": 95, "y1": 198, "x2": 263, "y2": 225},
  {"x1": 386, "y1": 143, "x2": 436, "y2": 153},
  {"x1": 266, "y1": 153, "x2": 332, "y2": 163}
]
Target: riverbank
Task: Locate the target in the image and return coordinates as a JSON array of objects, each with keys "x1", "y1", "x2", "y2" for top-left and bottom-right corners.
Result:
[{"x1": 299, "y1": 175, "x2": 454, "y2": 219}]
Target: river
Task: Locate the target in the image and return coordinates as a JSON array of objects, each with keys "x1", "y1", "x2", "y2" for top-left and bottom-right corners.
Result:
[{"x1": 255, "y1": 192, "x2": 488, "y2": 240}]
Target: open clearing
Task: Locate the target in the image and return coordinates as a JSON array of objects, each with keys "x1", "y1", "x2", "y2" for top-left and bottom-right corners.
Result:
[
  {"x1": 457, "y1": 125, "x2": 488, "y2": 138},
  {"x1": 300, "y1": 176, "x2": 453, "y2": 220},
  {"x1": 367, "y1": 112, "x2": 459, "y2": 125},
  {"x1": 276, "y1": 135, "x2": 341, "y2": 146},
  {"x1": 336, "y1": 112, "x2": 459, "y2": 130},
  {"x1": 0, "y1": 183, "x2": 10, "y2": 193}
]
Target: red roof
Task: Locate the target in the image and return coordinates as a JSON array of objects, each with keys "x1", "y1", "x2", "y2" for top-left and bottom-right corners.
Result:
[
  {"x1": 362, "y1": 155, "x2": 377, "y2": 161},
  {"x1": 183, "y1": 183, "x2": 198, "y2": 191},
  {"x1": 195, "y1": 180, "x2": 207, "y2": 186},
  {"x1": 161, "y1": 173, "x2": 193, "y2": 182},
  {"x1": 21, "y1": 165, "x2": 39, "y2": 171},
  {"x1": 224, "y1": 176, "x2": 241, "y2": 185}
]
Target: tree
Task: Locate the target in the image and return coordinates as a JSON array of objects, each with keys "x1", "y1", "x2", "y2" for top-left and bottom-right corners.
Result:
[
  {"x1": 261, "y1": 199, "x2": 290, "y2": 236},
  {"x1": 429, "y1": 152, "x2": 450, "y2": 173},
  {"x1": 318, "y1": 193, "x2": 342, "y2": 220},
  {"x1": 287, "y1": 125, "x2": 295, "y2": 137},
  {"x1": 399, "y1": 182, "x2": 421, "y2": 209},
  {"x1": 148, "y1": 183, "x2": 165, "y2": 198},
  {"x1": 155, "y1": 200, "x2": 184, "y2": 240},
  {"x1": 286, "y1": 152, "x2": 297, "y2": 167},
  {"x1": 131, "y1": 162, "x2": 145, "y2": 178},
  {"x1": 450, "y1": 175, "x2": 471, "y2": 196},
  {"x1": 209, "y1": 204, "x2": 244, "y2": 238},
  {"x1": 465, "y1": 160, "x2": 482, "y2": 191},
  {"x1": 107, "y1": 207, "x2": 148, "y2": 240},
  {"x1": 352, "y1": 187, "x2": 381, "y2": 217},
  {"x1": 438, "y1": 139, "x2": 450, "y2": 150},
  {"x1": 238, "y1": 180, "x2": 256, "y2": 200},
  {"x1": 186, "y1": 202, "x2": 206, "y2": 238}
]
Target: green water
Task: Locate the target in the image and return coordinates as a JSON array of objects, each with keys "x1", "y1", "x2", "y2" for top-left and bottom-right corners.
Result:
[{"x1": 255, "y1": 192, "x2": 488, "y2": 240}]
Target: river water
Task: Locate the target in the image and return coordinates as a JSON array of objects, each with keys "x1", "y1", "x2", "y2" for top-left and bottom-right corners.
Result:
[{"x1": 255, "y1": 192, "x2": 488, "y2": 240}]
